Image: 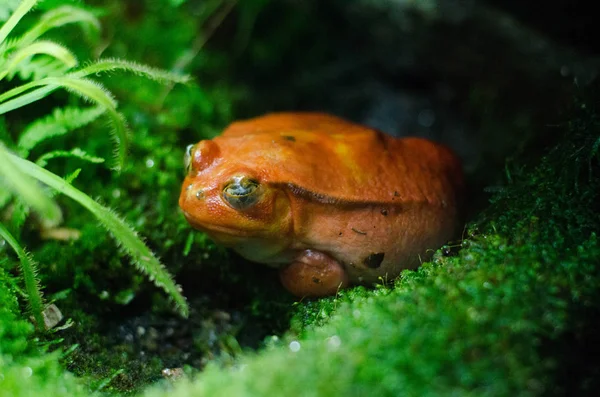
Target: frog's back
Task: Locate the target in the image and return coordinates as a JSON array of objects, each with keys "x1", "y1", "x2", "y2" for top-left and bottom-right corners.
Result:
[{"x1": 217, "y1": 112, "x2": 463, "y2": 207}]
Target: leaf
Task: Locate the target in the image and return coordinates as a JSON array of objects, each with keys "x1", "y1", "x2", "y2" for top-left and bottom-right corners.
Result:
[
  {"x1": 14, "y1": 55, "x2": 74, "y2": 80},
  {"x1": 64, "y1": 168, "x2": 81, "y2": 184},
  {"x1": 0, "y1": 222, "x2": 46, "y2": 331},
  {"x1": 0, "y1": 188, "x2": 12, "y2": 209},
  {"x1": 47, "y1": 77, "x2": 128, "y2": 171},
  {"x1": 36, "y1": 147, "x2": 105, "y2": 167},
  {"x1": 0, "y1": 76, "x2": 128, "y2": 171},
  {"x1": 10, "y1": 199, "x2": 30, "y2": 238},
  {"x1": 0, "y1": 142, "x2": 61, "y2": 222},
  {"x1": 16, "y1": 5, "x2": 101, "y2": 48},
  {"x1": 0, "y1": 0, "x2": 38, "y2": 46},
  {"x1": 71, "y1": 58, "x2": 192, "y2": 84},
  {"x1": 0, "y1": 80, "x2": 58, "y2": 113},
  {"x1": 0, "y1": 0, "x2": 21, "y2": 23},
  {"x1": 8, "y1": 153, "x2": 190, "y2": 318},
  {"x1": 0, "y1": 40, "x2": 78, "y2": 81},
  {"x1": 18, "y1": 106, "x2": 106, "y2": 155}
]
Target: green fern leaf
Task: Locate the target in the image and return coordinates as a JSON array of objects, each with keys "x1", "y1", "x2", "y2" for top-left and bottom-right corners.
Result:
[
  {"x1": 72, "y1": 58, "x2": 192, "y2": 84},
  {"x1": 45, "y1": 76, "x2": 128, "y2": 171},
  {"x1": 10, "y1": 54, "x2": 73, "y2": 80},
  {"x1": 0, "y1": 142, "x2": 61, "y2": 222},
  {"x1": 64, "y1": 168, "x2": 81, "y2": 184},
  {"x1": 36, "y1": 147, "x2": 105, "y2": 167},
  {"x1": 0, "y1": 189, "x2": 11, "y2": 209},
  {"x1": 0, "y1": 37, "x2": 21, "y2": 56},
  {"x1": 1, "y1": 40, "x2": 78, "y2": 81},
  {"x1": 10, "y1": 199, "x2": 30, "y2": 238},
  {"x1": 0, "y1": 222, "x2": 46, "y2": 331},
  {"x1": 18, "y1": 105, "x2": 106, "y2": 155},
  {"x1": 17, "y1": 5, "x2": 101, "y2": 48}
]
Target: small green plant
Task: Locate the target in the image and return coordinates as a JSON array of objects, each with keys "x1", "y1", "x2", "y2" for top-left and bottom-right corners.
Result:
[{"x1": 0, "y1": 0, "x2": 191, "y2": 329}]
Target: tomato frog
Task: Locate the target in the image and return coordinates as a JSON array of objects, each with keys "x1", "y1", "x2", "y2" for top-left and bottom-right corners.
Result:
[{"x1": 179, "y1": 113, "x2": 464, "y2": 297}]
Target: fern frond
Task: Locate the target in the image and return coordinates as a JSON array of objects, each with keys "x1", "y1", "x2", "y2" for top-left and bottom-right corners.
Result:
[
  {"x1": 16, "y1": 5, "x2": 101, "y2": 48},
  {"x1": 0, "y1": 188, "x2": 12, "y2": 209},
  {"x1": 0, "y1": 59, "x2": 190, "y2": 113},
  {"x1": 18, "y1": 106, "x2": 106, "y2": 155},
  {"x1": 64, "y1": 168, "x2": 81, "y2": 184},
  {"x1": 46, "y1": 77, "x2": 127, "y2": 171},
  {"x1": 0, "y1": 222, "x2": 46, "y2": 331},
  {"x1": 14, "y1": 55, "x2": 74, "y2": 80},
  {"x1": 0, "y1": 142, "x2": 61, "y2": 222},
  {"x1": 103, "y1": 110, "x2": 130, "y2": 172},
  {"x1": 0, "y1": 37, "x2": 21, "y2": 58},
  {"x1": 0, "y1": 76, "x2": 128, "y2": 170},
  {"x1": 72, "y1": 58, "x2": 192, "y2": 85},
  {"x1": 0, "y1": 40, "x2": 78, "y2": 81},
  {"x1": 9, "y1": 199, "x2": 30, "y2": 238},
  {"x1": 36, "y1": 147, "x2": 105, "y2": 167},
  {"x1": 7, "y1": 154, "x2": 190, "y2": 318}
]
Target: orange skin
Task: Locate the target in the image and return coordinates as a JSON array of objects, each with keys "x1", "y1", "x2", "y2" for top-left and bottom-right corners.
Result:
[{"x1": 179, "y1": 113, "x2": 464, "y2": 297}]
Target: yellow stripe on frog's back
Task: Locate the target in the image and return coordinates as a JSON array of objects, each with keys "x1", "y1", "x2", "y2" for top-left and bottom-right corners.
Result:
[{"x1": 331, "y1": 137, "x2": 366, "y2": 183}]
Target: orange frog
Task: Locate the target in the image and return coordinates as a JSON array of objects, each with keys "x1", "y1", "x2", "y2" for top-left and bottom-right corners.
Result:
[{"x1": 179, "y1": 113, "x2": 464, "y2": 297}]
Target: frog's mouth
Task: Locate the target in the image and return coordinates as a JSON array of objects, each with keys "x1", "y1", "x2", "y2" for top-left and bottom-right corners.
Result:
[{"x1": 181, "y1": 211, "x2": 257, "y2": 239}]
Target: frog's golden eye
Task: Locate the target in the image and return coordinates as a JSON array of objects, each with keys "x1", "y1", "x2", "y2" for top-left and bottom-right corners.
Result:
[
  {"x1": 222, "y1": 175, "x2": 261, "y2": 210},
  {"x1": 184, "y1": 144, "x2": 195, "y2": 172}
]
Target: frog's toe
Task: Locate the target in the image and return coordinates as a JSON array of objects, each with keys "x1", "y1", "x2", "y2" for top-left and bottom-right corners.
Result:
[{"x1": 279, "y1": 249, "x2": 349, "y2": 297}]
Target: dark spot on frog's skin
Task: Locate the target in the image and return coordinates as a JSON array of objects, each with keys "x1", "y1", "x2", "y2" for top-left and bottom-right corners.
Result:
[
  {"x1": 363, "y1": 252, "x2": 385, "y2": 269},
  {"x1": 351, "y1": 227, "x2": 367, "y2": 235},
  {"x1": 312, "y1": 277, "x2": 320, "y2": 284},
  {"x1": 380, "y1": 208, "x2": 388, "y2": 216},
  {"x1": 394, "y1": 191, "x2": 400, "y2": 197},
  {"x1": 338, "y1": 232, "x2": 343, "y2": 236},
  {"x1": 282, "y1": 135, "x2": 296, "y2": 142}
]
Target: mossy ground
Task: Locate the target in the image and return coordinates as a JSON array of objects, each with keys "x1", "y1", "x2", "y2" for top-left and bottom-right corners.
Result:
[{"x1": 2, "y1": 1, "x2": 600, "y2": 396}]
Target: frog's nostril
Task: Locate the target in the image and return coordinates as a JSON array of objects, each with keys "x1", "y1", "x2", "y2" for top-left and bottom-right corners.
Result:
[{"x1": 195, "y1": 189, "x2": 205, "y2": 200}]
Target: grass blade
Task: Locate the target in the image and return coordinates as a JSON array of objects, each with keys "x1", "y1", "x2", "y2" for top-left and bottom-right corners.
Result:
[
  {"x1": 0, "y1": 0, "x2": 37, "y2": 45},
  {"x1": 0, "y1": 142, "x2": 61, "y2": 222},
  {"x1": 0, "y1": 80, "x2": 58, "y2": 113},
  {"x1": 0, "y1": 222, "x2": 46, "y2": 331}
]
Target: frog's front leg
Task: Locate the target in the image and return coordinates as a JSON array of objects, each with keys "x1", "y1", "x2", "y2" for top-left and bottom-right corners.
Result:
[{"x1": 279, "y1": 249, "x2": 349, "y2": 297}]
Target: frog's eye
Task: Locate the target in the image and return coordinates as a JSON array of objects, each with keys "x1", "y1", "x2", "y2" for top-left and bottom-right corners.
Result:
[
  {"x1": 222, "y1": 175, "x2": 261, "y2": 210},
  {"x1": 184, "y1": 144, "x2": 195, "y2": 172}
]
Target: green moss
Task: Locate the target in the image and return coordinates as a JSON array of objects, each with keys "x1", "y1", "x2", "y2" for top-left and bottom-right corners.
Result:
[{"x1": 0, "y1": 266, "x2": 89, "y2": 397}]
